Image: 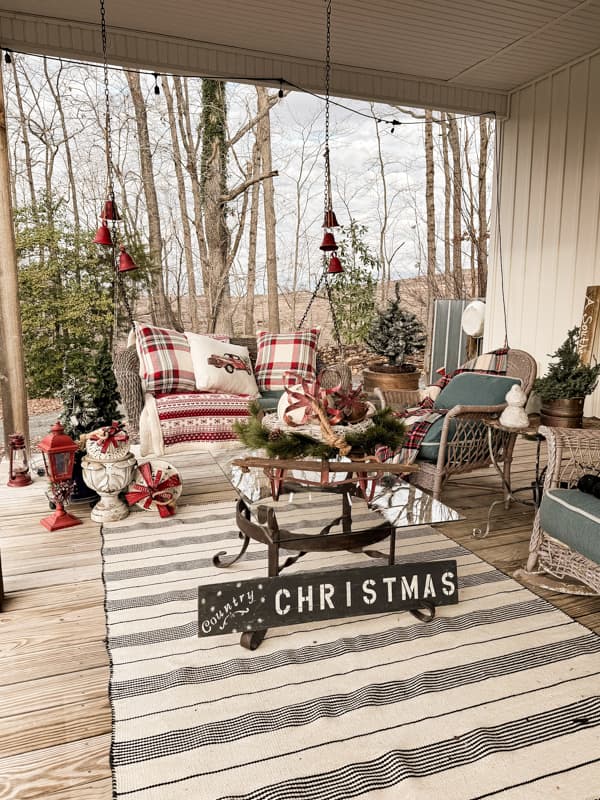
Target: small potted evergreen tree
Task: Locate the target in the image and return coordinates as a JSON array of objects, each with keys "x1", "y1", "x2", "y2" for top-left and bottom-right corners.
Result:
[
  {"x1": 363, "y1": 285, "x2": 427, "y2": 392},
  {"x1": 535, "y1": 327, "x2": 600, "y2": 427},
  {"x1": 59, "y1": 340, "x2": 123, "y2": 502}
]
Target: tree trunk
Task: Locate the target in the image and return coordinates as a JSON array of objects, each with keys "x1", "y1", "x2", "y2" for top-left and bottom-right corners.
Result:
[
  {"x1": 424, "y1": 109, "x2": 436, "y2": 377},
  {"x1": 126, "y1": 70, "x2": 176, "y2": 328},
  {"x1": 0, "y1": 64, "x2": 29, "y2": 450},
  {"x1": 245, "y1": 142, "x2": 260, "y2": 334},
  {"x1": 201, "y1": 79, "x2": 233, "y2": 334},
  {"x1": 440, "y1": 113, "x2": 451, "y2": 291},
  {"x1": 44, "y1": 60, "x2": 80, "y2": 233},
  {"x1": 478, "y1": 117, "x2": 489, "y2": 297},
  {"x1": 163, "y1": 77, "x2": 200, "y2": 331},
  {"x1": 11, "y1": 57, "x2": 36, "y2": 208},
  {"x1": 448, "y1": 113, "x2": 463, "y2": 298},
  {"x1": 373, "y1": 104, "x2": 390, "y2": 301},
  {"x1": 173, "y1": 76, "x2": 211, "y2": 316},
  {"x1": 256, "y1": 87, "x2": 280, "y2": 332}
]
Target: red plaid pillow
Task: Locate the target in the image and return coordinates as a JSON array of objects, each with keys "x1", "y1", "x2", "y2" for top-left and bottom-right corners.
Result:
[
  {"x1": 254, "y1": 329, "x2": 320, "y2": 391},
  {"x1": 135, "y1": 322, "x2": 196, "y2": 394}
]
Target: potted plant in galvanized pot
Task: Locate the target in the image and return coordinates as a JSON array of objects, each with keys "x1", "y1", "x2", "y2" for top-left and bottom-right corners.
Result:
[
  {"x1": 363, "y1": 285, "x2": 427, "y2": 392},
  {"x1": 534, "y1": 327, "x2": 600, "y2": 427}
]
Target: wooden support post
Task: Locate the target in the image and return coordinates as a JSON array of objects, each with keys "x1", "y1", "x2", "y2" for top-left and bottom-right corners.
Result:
[{"x1": 0, "y1": 64, "x2": 29, "y2": 450}]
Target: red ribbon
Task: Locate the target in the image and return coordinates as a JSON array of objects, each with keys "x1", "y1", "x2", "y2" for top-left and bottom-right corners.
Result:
[
  {"x1": 125, "y1": 462, "x2": 181, "y2": 517},
  {"x1": 89, "y1": 421, "x2": 128, "y2": 453},
  {"x1": 283, "y1": 377, "x2": 344, "y2": 426}
]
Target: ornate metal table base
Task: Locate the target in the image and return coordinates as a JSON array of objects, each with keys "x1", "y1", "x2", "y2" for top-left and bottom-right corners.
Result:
[{"x1": 214, "y1": 492, "x2": 436, "y2": 649}]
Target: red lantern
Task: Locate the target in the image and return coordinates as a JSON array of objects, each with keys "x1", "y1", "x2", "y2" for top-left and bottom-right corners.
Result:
[
  {"x1": 320, "y1": 232, "x2": 338, "y2": 252},
  {"x1": 118, "y1": 246, "x2": 137, "y2": 272},
  {"x1": 101, "y1": 199, "x2": 121, "y2": 221},
  {"x1": 7, "y1": 433, "x2": 32, "y2": 487},
  {"x1": 327, "y1": 254, "x2": 343, "y2": 274},
  {"x1": 93, "y1": 222, "x2": 113, "y2": 246},
  {"x1": 322, "y1": 209, "x2": 339, "y2": 228},
  {"x1": 38, "y1": 422, "x2": 82, "y2": 531}
]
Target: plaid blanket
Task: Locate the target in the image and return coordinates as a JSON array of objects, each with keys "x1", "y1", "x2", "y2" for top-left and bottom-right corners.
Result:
[{"x1": 376, "y1": 348, "x2": 508, "y2": 466}]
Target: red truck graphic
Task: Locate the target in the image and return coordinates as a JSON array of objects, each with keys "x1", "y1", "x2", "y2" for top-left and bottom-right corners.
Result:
[{"x1": 207, "y1": 353, "x2": 252, "y2": 374}]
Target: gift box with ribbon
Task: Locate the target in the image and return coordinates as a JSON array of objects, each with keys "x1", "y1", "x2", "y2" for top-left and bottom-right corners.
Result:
[{"x1": 125, "y1": 460, "x2": 183, "y2": 518}]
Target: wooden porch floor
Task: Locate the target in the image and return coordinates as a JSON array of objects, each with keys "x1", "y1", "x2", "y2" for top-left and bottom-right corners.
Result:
[{"x1": 0, "y1": 438, "x2": 599, "y2": 799}]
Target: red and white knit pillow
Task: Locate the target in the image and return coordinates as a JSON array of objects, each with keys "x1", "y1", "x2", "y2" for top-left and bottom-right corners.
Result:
[
  {"x1": 135, "y1": 322, "x2": 196, "y2": 394},
  {"x1": 254, "y1": 328, "x2": 320, "y2": 391}
]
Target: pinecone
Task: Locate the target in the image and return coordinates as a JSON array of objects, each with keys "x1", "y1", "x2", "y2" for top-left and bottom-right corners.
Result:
[{"x1": 268, "y1": 429, "x2": 282, "y2": 441}]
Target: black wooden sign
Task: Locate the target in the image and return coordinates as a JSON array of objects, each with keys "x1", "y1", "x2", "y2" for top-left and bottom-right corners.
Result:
[{"x1": 198, "y1": 560, "x2": 458, "y2": 636}]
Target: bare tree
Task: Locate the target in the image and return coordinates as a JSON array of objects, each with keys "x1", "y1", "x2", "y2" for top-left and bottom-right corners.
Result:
[{"x1": 126, "y1": 70, "x2": 176, "y2": 327}]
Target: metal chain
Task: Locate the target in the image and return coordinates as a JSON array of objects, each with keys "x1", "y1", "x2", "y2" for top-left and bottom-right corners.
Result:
[
  {"x1": 99, "y1": 0, "x2": 134, "y2": 338},
  {"x1": 323, "y1": 0, "x2": 332, "y2": 217},
  {"x1": 298, "y1": 272, "x2": 325, "y2": 330}
]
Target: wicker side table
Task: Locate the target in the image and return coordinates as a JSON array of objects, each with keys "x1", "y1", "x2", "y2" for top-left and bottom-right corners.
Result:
[{"x1": 473, "y1": 417, "x2": 544, "y2": 538}]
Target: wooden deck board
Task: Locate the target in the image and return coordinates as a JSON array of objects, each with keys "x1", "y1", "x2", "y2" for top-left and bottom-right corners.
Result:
[{"x1": 0, "y1": 440, "x2": 598, "y2": 798}]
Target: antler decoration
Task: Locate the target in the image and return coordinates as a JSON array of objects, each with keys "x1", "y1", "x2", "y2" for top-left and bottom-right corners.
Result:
[{"x1": 283, "y1": 376, "x2": 350, "y2": 455}]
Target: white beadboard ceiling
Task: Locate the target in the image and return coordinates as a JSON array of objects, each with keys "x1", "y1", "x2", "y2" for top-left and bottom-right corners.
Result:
[{"x1": 1, "y1": 0, "x2": 600, "y2": 115}]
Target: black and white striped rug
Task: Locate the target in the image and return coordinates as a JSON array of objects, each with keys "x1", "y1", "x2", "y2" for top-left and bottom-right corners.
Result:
[{"x1": 102, "y1": 498, "x2": 600, "y2": 799}]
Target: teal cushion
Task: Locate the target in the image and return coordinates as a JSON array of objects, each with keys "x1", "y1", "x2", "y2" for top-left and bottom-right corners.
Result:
[
  {"x1": 418, "y1": 372, "x2": 520, "y2": 463},
  {"x1": 257, "y1": 390, "x2": 283, "y2": 411},
  {"x1": 539, "y1": 488, "x2": 600, "y2": 565},
  {"x1": 434, "y1": 372, "x2": 520, "y2": 410}
]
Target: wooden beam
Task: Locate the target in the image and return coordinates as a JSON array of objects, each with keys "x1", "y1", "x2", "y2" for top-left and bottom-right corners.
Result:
[{"x1": 0, "y1": 62, "x2": 28, "y2": 450}]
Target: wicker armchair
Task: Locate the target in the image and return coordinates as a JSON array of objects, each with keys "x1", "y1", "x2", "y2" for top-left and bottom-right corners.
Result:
[
  {"x1": 521, "y1": 426, "x2": 600, "y2": 595},
  {"x1": 376, "y1": 349, "x2": 537, "y2": 502}
]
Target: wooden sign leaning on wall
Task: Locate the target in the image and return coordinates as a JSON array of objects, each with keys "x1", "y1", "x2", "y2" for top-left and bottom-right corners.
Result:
[{"x1": 578, "y1": 286, "x2": 600, "y2": 365}]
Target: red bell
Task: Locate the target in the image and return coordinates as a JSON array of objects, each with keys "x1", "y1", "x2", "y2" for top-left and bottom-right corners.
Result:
[
  {"x1": 93, "y1": 222, "x2": 113, "y2": 246},
  {"x1": 322, "y1": 209, "x2": 339, "y2": 228},
  {"x1": 101, "y1": 199, "x2": 121, "y2": 221},
  {"x1": 118, "y1": 246, "x2": 137, "y2": 272},
  {"x1": 327, "y1": 255, "x2": 343, "y2": 274},
  {"x1": 320, "y1": 232, "x2": 338, "y2": 252}
]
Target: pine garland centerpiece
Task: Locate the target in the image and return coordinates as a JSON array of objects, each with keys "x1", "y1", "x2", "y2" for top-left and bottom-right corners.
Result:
[{"x1": 234, "y1": 377, "x2": 405, "y2": 461}]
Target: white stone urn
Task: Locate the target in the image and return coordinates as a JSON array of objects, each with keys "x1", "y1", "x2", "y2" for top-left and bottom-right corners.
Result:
[{"x1": 82, "y1": 451, "x2": 137, "y2": 523}]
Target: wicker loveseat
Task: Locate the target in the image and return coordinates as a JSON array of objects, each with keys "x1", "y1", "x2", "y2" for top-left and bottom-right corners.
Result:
[{"x1": 522, "y1": 426, "x2": 600, "y2": 595}]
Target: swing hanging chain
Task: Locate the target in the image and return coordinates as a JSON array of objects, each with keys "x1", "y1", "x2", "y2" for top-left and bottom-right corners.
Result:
[
  {"x1": 298, "y1": 272, "x2": 325, "y2": 330},
  {"x1": 323, "y1": 0, "x2": 332, "y2": 217},
  {"x1": 99, "y1": 0, "x2": 134, "y2": 332},
  {"x1": 324, "y1": 273, "x2": 343, "y2": 349}
]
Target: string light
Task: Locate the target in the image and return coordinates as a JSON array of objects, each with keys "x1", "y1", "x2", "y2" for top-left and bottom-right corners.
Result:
[
  {"x1": 1, "y1": 46, "x2": 495, "y2": 129},
  {"x1": 153, "y1": 72, "x2": 160, "y2": 95},
  {"x1": 4, "y1": 49, "x2": 12, "y2": 64}
]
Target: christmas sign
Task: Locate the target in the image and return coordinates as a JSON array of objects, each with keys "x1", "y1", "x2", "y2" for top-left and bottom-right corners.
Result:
[
  {"x1": 198, "y1": 561, "x2": 458, "y2": 636},
  {"x1": 578, "y1": 286, "x2": 600, "y2": 365}
]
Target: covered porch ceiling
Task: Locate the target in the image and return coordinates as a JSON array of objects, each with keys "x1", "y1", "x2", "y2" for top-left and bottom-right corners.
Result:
[{"x1": 2, "y1": 1, "x2": 600, "y2": 117}]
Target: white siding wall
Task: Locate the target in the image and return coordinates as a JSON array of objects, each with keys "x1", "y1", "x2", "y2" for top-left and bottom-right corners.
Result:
[{"x1": 485, "y1": 51, "x2": 600, "y2": 417}]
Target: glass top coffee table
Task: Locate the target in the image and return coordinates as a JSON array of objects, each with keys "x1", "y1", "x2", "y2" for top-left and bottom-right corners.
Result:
[{"x1": 214, "y1": 455, "x2": 463, "y2": 649}]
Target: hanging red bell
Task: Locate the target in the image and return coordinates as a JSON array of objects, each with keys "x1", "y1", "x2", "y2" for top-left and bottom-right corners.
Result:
[
  {"x1": 327, "y1": 255, "x2": 343, "y2": 274},
  {"x1": 322, "y1": 209, "x2": 339, "y2": 229},
  {"x1": 118, "y1": 246, "x2": 137, "y2": 272},
  {"x1": 101, "y1": 199, "x2": 121, "y2": 221},
  {"x1": 93, "y1": 222, "x2": 113, "y2": 246},
  {"x1": 320, "y1": 232, "x2": 338, "y2": 252}
]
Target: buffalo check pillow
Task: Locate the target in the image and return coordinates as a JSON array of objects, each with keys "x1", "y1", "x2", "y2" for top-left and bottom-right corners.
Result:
[
  {"x1": 135, "y1": 322, "x2": 196, "y2": 394},
  {"x1": 254, "y1": 328, "x2": 320, "y2": 391}
]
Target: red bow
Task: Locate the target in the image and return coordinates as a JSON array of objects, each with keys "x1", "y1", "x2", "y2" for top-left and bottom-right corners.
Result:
[
  {"x1": 125, "y1": 462, "x2": 181, "y2": 517},
  {"x1": 89, "y1": 421, "x2": 128, "y2": 453}
]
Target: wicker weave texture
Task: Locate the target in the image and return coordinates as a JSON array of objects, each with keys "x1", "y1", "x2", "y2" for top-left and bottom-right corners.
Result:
[{"x1": 526, "y1": 425, "x2": 600, "y2": 594}]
